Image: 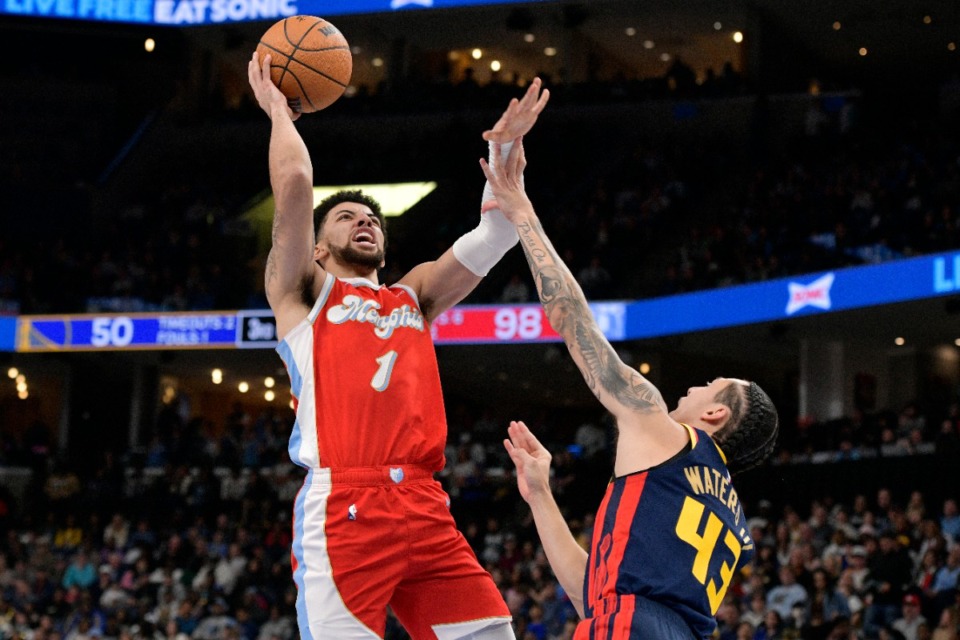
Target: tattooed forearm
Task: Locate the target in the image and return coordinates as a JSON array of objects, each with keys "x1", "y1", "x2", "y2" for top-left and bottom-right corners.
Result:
[
  {"x1": 518, "y1": 221, "x2": 548, "y2": 265},
  {"x1": 517, "y1": 217, "x2": 666, "y2": 414}
]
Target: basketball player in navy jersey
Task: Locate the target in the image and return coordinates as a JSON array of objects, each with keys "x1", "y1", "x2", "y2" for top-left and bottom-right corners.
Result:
[{"x1": 480, "y1": 140, "x2": 779, "y2": 640}]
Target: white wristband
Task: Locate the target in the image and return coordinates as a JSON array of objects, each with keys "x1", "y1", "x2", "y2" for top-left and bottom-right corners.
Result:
[
  {"x1": 452, "y1": 208, "x2": 519, "y2": 277},
  {"x1": 481, "y1": 139, "x2": 519, "y2": 206},
  {"x1": 454, "y1": 139, "x2": 521, "y2": 276}
]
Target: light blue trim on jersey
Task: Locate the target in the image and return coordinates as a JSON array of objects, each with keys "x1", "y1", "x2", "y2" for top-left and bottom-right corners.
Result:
[
  {"x1": 292, "y1": 468, "x2": 314, "y2": 640},
  {"x1": 309, "y1": 272, "x2": 337, "y2": 324},
  {"x1": 276, "y1": 339, "x2": 303, "y2": 397},
  {"x1": 276, "y1": 339, "x2": 306, "y2": 467},
  {"x1": 287, "y1": 417, "x2": 306, "y2": 469},
  {"x1": 390, "y1": 283, "x2": 421, "y2": 311}
]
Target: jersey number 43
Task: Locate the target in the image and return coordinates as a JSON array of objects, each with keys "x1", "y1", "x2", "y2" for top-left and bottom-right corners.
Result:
[{"x1": 674, "y1": 496, "x2": 743, "y2": 614}]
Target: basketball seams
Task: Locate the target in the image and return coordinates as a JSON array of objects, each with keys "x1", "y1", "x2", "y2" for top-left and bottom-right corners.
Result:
[
  {"x1": 286, "y1": 55, "x2": 350, "y2": 89},
  {"x1": 281, "y1": 70, "x2": 315, "y2": 111},
  {"x1": 278, "y1": 17, "x2": 324, "y2": 92},
  {"x1": 295, "y1": 45, "x2": 351, "y2": 53},
  {"x1": 257, "y1": 15, "x2": 352, "y2": 113}
]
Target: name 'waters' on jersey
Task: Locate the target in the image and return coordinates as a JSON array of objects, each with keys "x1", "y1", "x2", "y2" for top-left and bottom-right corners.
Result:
[
  {"x1": 275, "y1": 273, "x2": 447, "y2": 470},
  {"x1": 581, "y1": 425, "x2": 755, "y2": 639}
]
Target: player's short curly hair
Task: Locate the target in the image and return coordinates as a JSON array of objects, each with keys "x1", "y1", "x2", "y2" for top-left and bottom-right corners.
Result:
[
  {"x1": 313, "y1": 189, "x2": 387, "y2": 248},
  {"x1": 712, "y1": 381, "x2": 779, "y2": 475}
]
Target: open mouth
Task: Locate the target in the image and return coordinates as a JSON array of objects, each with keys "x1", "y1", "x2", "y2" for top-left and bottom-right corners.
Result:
[{"x1": 353, "y1": 231, "x2": 376, "y2": 248}]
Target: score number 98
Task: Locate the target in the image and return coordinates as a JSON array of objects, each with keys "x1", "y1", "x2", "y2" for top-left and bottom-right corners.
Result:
[{"x1": 493, "y1": 307, "x2": 544, "y2": 341}]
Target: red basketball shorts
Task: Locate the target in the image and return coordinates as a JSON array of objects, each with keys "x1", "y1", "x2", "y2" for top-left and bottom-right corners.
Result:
[{"x1": 290, "y1": 465, "x2": 511, "y2": 639}]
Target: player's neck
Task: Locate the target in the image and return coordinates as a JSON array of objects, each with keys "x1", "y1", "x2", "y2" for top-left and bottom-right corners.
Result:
[{"x1": 326, "y1": 262, "x2": 380, "y2": 284}]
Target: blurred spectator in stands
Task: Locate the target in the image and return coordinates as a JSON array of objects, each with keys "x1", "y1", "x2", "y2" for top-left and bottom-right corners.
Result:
[
  {"x1": 754, "y1": 609, "x2": 785, "y2": 640},
  {"x1": 716, "y1": 599, "x2": 742, "y2": 640},
  {"x1": 931, "y1": 607, "x2": 958, "y2": 640},
  {"x1": 919, "y1": 551, "x2": 945, "y2": 599},
  {"x1": 881, "y1": 427, "x2": 912, "y2": 457},
  {"x1": 524, "y1": 603, "x2": 547, "y2": 640},
  {"x1": 899, "y1": 404, "x2": 927, "y2": 440},
  {"x1": 500, "y1": 273, "x2": 531, "y2": 303},
  {"x1": 894, "y1": 593, "x2": 928, "y2": 640},
  {"x1": 932, "y1": 549, "x2": 960, "y2": 611},
  {"x1": 768, "y1": 565, "x2": 809, "y2": 619},
  {"x1": 865, "y1": 532, "x2": 915, "y2": 636},
  {"x1": 808, "y1": 568, "x2": 852, "y2": 627},
  {"x1": 573, "y1": 421, "x2": 606, "y2": 461},
  {"x1": 576, "y1": 255, "x2": 612, "y2": 299},
  {"x1": 102, "y1": 513, "x2": 129, "y2": 551},
  {"x1": 941, "y1": 500, "x2": 960, "y2": 543},
  {"x1": 60, "y1": 550, "x2": 95, "y2": 591},
  {"x1": 257, "y1": 603, "x2": 295, "y2": 640},
  {"x1": 193, "y1": 597, "x2": 240, "y2": 639}
]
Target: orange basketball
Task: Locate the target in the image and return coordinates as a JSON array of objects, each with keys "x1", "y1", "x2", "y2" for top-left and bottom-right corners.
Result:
[{"x1": 256, "y1": 15, "x2": 353, "y2": 113}]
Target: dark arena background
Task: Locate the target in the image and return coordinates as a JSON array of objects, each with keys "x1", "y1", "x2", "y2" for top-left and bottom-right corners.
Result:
[{"x1": 1, "y1": 0, "x2": 960, "y2": 638}]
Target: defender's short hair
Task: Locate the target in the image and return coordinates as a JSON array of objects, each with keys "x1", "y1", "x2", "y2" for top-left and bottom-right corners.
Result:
[
  {"x1": 713, "y1": 381, "x2": 779, "y2": 475},
  {"x1": 313, "y1": 190, "x2": 387, "y2": 247}
]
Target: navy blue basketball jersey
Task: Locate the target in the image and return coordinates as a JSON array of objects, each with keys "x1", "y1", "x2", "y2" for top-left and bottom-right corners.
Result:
[{"x1": 579, "y1": 425, "x2": 754, "y2": 640}]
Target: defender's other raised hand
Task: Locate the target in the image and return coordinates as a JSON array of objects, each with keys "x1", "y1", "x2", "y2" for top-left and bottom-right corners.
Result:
[
  {"x1": 504, "y1": 421, "x2": 552, "y2": 503},
  {"x1": 482, "y1": 78, "x2": 550, "y2": 144},
  {"x1": 248, "y1": 51, "x2": 300, "y2": 121}
]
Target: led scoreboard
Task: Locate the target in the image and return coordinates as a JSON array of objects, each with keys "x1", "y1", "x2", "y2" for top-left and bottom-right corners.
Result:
[
  {"x1": 17, "y1": 313, "x2": 242, "y2": 351},
  {"x1": 6, "y1": 248, "x2": 958, "y2": 353},
  {"x1": 11, "y1": 303, "x2": 627, "y2": 352}
]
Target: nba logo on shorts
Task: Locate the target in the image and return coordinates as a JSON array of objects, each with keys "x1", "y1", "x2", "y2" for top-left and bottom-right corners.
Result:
[{"x1": 390, "y1": 467, "x2": 405, "y2": 484}]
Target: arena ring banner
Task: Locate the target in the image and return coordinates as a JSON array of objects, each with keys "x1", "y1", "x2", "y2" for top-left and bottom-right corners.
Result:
[
  {"x1": 4, "y1": 249, "x2": 958, "y2": 352},
  {"x1": 0, "y1": 0, "x2": 546, "y2": 26},
  {"x1": 8, "y1": 302, "x2": 623, "y2": 352},
  {"x1": 622, "y1": 249, "x2": 960, "y2": 340}
]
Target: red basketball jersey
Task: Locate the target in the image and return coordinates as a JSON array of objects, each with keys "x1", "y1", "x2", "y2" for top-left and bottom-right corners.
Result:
[{"x1": 277, "y1": 273, "x2": 447, "y2": 470}]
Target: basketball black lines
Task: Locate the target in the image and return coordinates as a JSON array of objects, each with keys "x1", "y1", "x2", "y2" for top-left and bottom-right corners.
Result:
[
  {"x1": 277, "y1": 16, "x2": 322, "y2": 93},
  {"x1": 256, "y1": 15, "x2": 352, "y2": 113}
]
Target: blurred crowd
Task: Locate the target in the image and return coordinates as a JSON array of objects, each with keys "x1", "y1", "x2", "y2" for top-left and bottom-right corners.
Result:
[
  {"x1": 2, "y1": 82, "x2": 958, "y2": 318},
  {"x1": 2, "y1": 27, "x2": 960, "y2": 640},
  {"x1": 0, "y1": 393, "x2": 959, "y2": 639}
]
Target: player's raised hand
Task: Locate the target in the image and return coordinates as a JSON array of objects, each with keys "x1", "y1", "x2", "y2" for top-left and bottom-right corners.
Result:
[
  {"x1": 504, "y1": 421, "x2": 552, "y2": 503},
  {"x1": 480, "y1": 139, "x2": 532, "y2": 222},
  {"x1": 482, "y1": 78, "x2": 550, "y2": 143},
  {"x1": 248, "y1": 51, "x2": 300, "y2": 121}
]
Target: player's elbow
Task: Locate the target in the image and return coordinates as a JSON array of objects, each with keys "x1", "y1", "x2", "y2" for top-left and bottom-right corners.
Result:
[{"x1": 272, "y1": 167, "x2": 314, "y2": 207}]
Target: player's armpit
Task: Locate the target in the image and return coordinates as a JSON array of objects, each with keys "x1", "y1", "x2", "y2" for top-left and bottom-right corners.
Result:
[{"x1": 398, "y1": 250, "x2": 482, "y2": 322}]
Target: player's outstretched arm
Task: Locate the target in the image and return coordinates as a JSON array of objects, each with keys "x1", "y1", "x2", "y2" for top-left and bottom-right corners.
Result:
[
  {"x1": 248, "y1": 51, "x2": 323, "y2": 340},
  {"x1": 398, "y1": 80, "x2": 550, "y2": 323},
  {"x1": 481, "y1": 142, "x2": 670, "y2": 424},
  {"x1": 504, "y1": 421, "x2": 586, "y2": 618}
]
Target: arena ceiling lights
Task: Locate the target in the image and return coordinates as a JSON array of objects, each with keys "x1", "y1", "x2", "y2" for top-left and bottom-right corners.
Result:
[
  {"x1": 244, "y1": 181, "x2": 436, "y2": 226},
  {"x1": 311, "y1": 182, "x2": 437, "y2": 217}
]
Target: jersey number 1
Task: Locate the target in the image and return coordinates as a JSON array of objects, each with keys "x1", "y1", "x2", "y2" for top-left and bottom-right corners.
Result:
[
  {"x1": 371, "y1": 350, "x2": 398, "y2": 392},
  {"x1": 675, "y1": 496, "x2": 742, "y2": 614}
]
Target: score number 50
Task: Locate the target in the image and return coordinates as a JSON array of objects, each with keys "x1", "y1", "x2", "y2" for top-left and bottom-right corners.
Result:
[
  {"x1": 493, "y1": 307, "x2": 545, "y2": 341},
  {"x1": 91, "y1": 317, "x2": 135, "y2": 347}
]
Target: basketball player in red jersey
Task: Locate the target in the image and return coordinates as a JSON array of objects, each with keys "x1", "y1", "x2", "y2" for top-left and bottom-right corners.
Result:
[
  {"x1": 480, "y1": 140, "x2": 779, "y2": 639},
  {"x1": 247, "y1": 52, "x2": 548, "y2": 640}
]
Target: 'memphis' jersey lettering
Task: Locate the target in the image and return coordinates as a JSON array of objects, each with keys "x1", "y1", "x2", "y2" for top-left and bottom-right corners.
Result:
[{"x1": 326, "y1": 294, "x2": 425, "y2": 338}]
